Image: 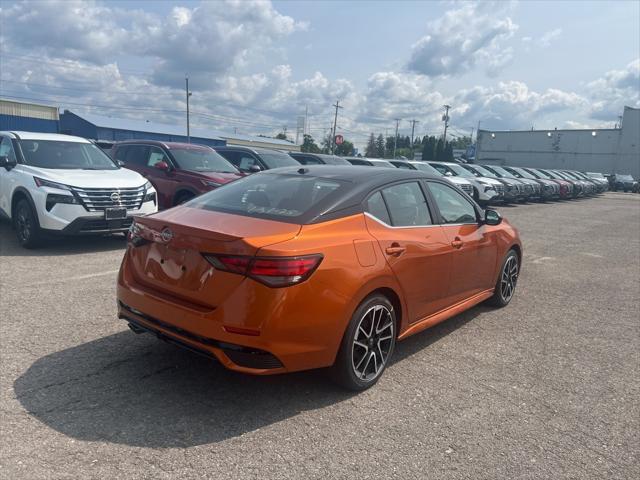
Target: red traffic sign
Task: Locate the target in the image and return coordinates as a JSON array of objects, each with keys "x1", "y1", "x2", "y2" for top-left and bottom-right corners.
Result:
[{"x1": 335, "y1": 134, "x2": 344, "y2": 145}]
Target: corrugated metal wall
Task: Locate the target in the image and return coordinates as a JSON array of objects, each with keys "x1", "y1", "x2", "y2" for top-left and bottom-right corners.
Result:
[
  {"x1": 0, "y1": 99, "x2": 59, "y2": 120},
  {"x1": 0, "y1": 114, "x2": 59, "y2": 133}
]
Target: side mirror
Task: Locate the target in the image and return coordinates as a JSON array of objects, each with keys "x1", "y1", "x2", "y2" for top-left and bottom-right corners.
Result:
[
  {"x1": 484, "y1": 209, "x2": 502, "y2": 226},
  {"x1": 154, "y1": 161, "x2": 170, "y2": 171},
  {"x1": 117, "y1": 160, "x2": 125, "y2": 167},
  {"x1": 0, "y1": 155, "x2": 16, "y2": 170},
  {"x1": 248, "y1": 165, "x2": 262, "y2": 173}
]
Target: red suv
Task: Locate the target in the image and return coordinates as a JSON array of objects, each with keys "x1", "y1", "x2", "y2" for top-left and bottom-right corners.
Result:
[{"x1": 112, "y1": 141, "x2": 242, "y2": 209}]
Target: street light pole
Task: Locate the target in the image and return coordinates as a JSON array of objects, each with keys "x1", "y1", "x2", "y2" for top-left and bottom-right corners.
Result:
[
  {"x1": 186, "y1": 76, "x2": 192, "y2": 143},
  {"x1": 331, "y1": 100, "x2": 343, "y2": 154},
  {"x1": 393, "y1": 118, "x2": 401, "y2": 159},
  {"x1": 442, "y1": 104, "x2": 451, "y2": 142}
]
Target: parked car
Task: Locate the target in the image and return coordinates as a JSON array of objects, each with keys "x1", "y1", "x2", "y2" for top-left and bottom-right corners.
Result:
[
  {"x1": 610, "y1": 174, "x2": 638, "y2": 192},
  {"x1": 390, "y1": 160, "x2": 475, "y2": 197},
  {"x1": 289, "y1": 152, "x2": 351, "y2": 165},
  {"x1": 429, "y1": 161, "x2": 502, "y2": 204},
  {"x1": 112, "y1": 141, "x2": 242, "y2": 210},
  {"x1": 0, "y1": 131, "x2": 157, "y2": 248},
  {"x1": 561, "y1": 170, "x2": 599, "y2": 195},
  {"x1": 482, "y1": 164, "x2": 542, "y2": 201},
  {"x1": 549, "y1": 170, "x2": 586, "y2": 197},
  {"x1": 502, "y1": 166, "x2": 560, "y2": 200},
  {"x1": 214, "y1": 145, "x2": 299, "y2": 173},
  {"x1": 461, "y1": 164, "x2": 527, "y2": 203},
  {"x1": 118, "y1": 166, "x2": 521, "y2": 390},
  {"x1": 345, "y1": 157, "x2": 395, "y2": 168},
  {"x1": 585, "y1": 172, "x2": 610, "y2": 191},
  {"x1": 523, "y1": 168, "x2": 573, "y2": 199}
]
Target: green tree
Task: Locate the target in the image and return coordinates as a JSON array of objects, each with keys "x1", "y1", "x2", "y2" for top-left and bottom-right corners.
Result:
[
  {"x1": 444, "y1": 142, "x2": 454, "y2": 161},
  {"x1": 301, "y1": 134, "x2": 321, "y2": 153},
  {"x1": 422, "y1": 136, "x2": 436, "y2": 161},
  {"x1": 375, "y1": 134, "x2": 385, "y2": 158},
  {"x1": 335, "y1": 139, "x2": 354, "y2": 156},
  {"x1": 365, "y1": 133, "x2": 377, "y2": 157},
  {"x1": 435, "y1": 138, "x2": 444, "y2": 161},
  {"x1": 275, "y1": 132, "x2": 288, "y2": 140}
]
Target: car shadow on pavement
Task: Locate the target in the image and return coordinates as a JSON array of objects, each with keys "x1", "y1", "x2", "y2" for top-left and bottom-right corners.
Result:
[
  {"x1": 0, "y1": 220, "x2": 126, "y2": 257},
  {"x1": 14, "y1": 307, "x2": 483, "y2": 448}
]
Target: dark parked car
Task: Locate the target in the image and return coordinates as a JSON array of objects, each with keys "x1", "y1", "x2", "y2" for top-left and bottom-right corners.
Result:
[
  {"x1": 482, "y1": 164, "x2": 542, "y2": 201},
  {"x1": 112, "y1": 141, "x2": 242, "y2": 210},
  {"x1": 502, "y1": 166, "x2": 560, "y2": 200},
  {"x1": 523, "y1": 168, "x2": 573, "y2": 199},
  {"x1": 288, "y1": 152, "x2": 351, "y2": 165},
  {"x1": 214, "y1": 145, "x2": 299, "y2": 173},
  {"x1": 610, "y1": 174, "x2": 638, "y2": 192}
]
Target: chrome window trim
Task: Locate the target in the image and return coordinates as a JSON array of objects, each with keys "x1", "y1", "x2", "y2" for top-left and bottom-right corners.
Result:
[{"x1": 364, "y1": 212, "x2": 441, "y2": 230}]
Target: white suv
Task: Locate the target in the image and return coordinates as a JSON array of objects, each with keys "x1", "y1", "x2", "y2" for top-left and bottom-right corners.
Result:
[{"x1": 0, "y1": 131, "x2": 158, "y2": 248}]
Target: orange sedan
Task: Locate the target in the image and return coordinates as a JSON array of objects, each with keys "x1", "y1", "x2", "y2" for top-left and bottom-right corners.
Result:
[{"x1": 117, "y1": 166, "x2": 522, "y2": 390}]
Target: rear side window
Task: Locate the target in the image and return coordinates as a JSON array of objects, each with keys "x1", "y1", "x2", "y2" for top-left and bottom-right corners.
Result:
[
  {"x1": 348, "y1": 159, "x2": 369, "y2": 166},
  {"x1": 366, "y1": 191, "x2": 391, "y2": 225},
  {"x1": 218, "y1": 150, "x2": 260, "y2": 171},
  {"x1": 117, "y1": 145, "x2": 149, "y2": 167},
  {"x1": 189, "y1": 173, "x2": 347, "y2": 222}
]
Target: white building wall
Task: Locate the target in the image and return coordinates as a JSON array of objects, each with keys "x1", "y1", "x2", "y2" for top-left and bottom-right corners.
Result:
[{"x1": 477, "y1": 106, "x2": 640, "y2": 177}]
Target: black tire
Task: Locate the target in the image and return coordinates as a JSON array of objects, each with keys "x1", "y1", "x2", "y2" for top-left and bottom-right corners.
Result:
[
  {"x1": 13, "y1": 199, "x2": 43, "y2": 249},
  {"x1": 486, "y1": 249, "x2": 519, "y2": 307},
  {"x1": 330, "y1": 294, "x2": 397, "y2": 391},
  {"x1": 174, "y1": 191, "x2": 195, "y2": 206}
]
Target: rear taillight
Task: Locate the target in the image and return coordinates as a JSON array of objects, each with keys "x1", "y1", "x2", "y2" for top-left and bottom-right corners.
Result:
[{"x1": 203, "y1": 254, "x2": 323, "y2": 288}]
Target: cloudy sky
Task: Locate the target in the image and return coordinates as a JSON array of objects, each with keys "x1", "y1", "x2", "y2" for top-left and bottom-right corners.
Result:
[{"x1": 1, "y1": 0, "x2": 638, "y2": 149}]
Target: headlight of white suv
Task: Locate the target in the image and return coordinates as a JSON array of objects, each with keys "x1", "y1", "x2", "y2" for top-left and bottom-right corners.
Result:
[
  {"x1": 142, "y1": 181, "x2": 156, "y2": 204},
  {"x1": 33, "y1": 177, "x2": 72, "y2": 191}
]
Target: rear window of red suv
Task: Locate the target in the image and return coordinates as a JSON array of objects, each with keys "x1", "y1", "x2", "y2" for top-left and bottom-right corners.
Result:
[{"x1": 188, "y1": 173, "x2": 348, "y2": 222}]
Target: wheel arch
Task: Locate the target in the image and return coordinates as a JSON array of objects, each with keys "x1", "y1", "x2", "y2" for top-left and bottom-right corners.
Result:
[{"x1": 11, "y1": 187, "x2": 39, "y2": 224}]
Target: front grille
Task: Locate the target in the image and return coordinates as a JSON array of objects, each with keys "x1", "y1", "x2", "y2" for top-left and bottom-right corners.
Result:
[
  {"x1": 73, "y1": 186, "x2": 145, "y2": 212},
  {"x1": 460, "y1": 184, "x2": 473, "y2": 195},
  {"x1": 524, "y1": 184, "x2": 533, "y2": 194},
  {"x1": 494, "y1": 184, "x2": 505, "y2": 193}
]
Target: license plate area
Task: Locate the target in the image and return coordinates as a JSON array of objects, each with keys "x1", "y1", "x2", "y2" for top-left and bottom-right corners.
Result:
[{"x1": 105, "y1": 207, "x2": 127, "y2": 220}]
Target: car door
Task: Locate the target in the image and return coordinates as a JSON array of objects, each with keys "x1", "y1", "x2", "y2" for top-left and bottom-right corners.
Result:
[
  {"x1": 426, "y1": 180, "x2": 498, "y2": 303},
  {"x1": 363, "y1": 181, "x2": 453, "y2": 323},
  {"x1": 0, "y1": 136, "x2": 19, "y2": 217}
]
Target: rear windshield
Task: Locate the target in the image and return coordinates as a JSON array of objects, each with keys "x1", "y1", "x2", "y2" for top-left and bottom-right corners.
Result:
[
  {"x1": 188, "y1": 173, "x2": 348, "y2": 222},
  {"x1": 258, "y1": 151, "x2": 299, "y2": 169},
  {"x1": 170, "y1": 147, "x2": 237, "y2": 173},
  {"x1": 18, "y1": 140, "x2": 118, "y2": 170}
]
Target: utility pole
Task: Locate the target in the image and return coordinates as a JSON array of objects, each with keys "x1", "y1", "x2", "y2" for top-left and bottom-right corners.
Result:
[
  {"x1": 442, "y1": 104, "x2": 451, "y2": 142},
  {"x1": 470, "y1": 127, "x2": 475, "y2": 143},
  {"x1": 393, "y1": 118, "x2": 401, "y2": 159},
  {"x1": 331, "y1": 100, "x2": 343, "y2": 154},
  {"x1": 409, "y1": 119, "x2": 420, "y2": 149},
  {"x1": 185, "y1": 77, "x2": 192, "y2": 143}
]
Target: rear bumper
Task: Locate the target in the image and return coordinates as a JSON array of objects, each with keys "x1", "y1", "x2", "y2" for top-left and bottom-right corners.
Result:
[{"x1": 116, "y1": 250, "x2": 351, "y2": 375}]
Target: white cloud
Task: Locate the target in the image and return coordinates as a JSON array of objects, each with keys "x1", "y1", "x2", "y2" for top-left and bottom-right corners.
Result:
[
  {"x1": 586, "y1": 59, "x2": 640, "y2": 120},
  {"x1": 539, "y1": 28, "x2": 562, "y2": 47},
  {"x1": 407, "y1": 2, "x2": 518, "y2": 77}
]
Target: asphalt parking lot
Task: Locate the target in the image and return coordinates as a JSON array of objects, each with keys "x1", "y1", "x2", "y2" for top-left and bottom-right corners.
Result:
[{"x1": 1, "y1": 192, "x2": 638, "y2": 480}]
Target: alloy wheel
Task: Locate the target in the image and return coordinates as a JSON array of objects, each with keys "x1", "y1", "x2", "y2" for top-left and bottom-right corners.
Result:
[
  {"x1": 352, "y1": 304, "x2": 395, "y2": 381},
  {"x1": 500, "y1": 255, "x2": 519, "y2": 302},
  {"x1": 16, "y1": 206, "x2": 32, "y2": 243}
]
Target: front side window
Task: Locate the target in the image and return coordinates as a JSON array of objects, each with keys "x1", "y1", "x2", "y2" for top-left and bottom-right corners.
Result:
[
  {"x1": 428, "y1": 181, "x2": 477, "y2": 224},
  {"x1": 0, "y1": 137, "x2": 17, "y2": 162},
  {"x1": 381, "y1": 182, "x2": 432, "y2": 227},
  {"x1": 147, "y1": 146, "x2": 170, "y2": 167},
  {"x1": 189, "y1": 173, "x2": 346, "y2": 221},
  {"x1": 18, "y1": 140, "x2": 118, "y2": 170}
]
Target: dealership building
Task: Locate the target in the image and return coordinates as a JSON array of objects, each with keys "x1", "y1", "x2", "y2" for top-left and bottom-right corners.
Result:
[
  {"x1": 0, "y1": 99, "x2": 299, "y2": 152},
  {"x1": 476, "y1": 106, "x2": 640, "y2": 177}
]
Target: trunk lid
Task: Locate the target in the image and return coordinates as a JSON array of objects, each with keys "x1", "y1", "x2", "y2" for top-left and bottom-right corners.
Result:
[{"x1": 129, "y1": 206, "x2": 301, "y2": 307}]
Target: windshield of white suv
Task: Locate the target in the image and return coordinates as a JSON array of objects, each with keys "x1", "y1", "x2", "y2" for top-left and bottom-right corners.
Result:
[
  {"x1": 18, "y1": 140, "x2": 118, "y2": 170},
  {"x1": 508, "y1": 167, "x2": 537, "y2": 179},
  {"x1": 435, "y1": 163, "x2": 476, "y2": 178},
  {"x1": 170, "y1": 147, "x2": 238, "y2": 173}
]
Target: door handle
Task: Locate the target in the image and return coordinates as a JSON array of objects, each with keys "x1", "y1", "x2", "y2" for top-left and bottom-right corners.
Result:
[
  {"x1": 451, "y1": 237, "x2": 463, "y2": 249},
  {"x1": 385, "y1": 245, "x2": 406, "y2": 256}
]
